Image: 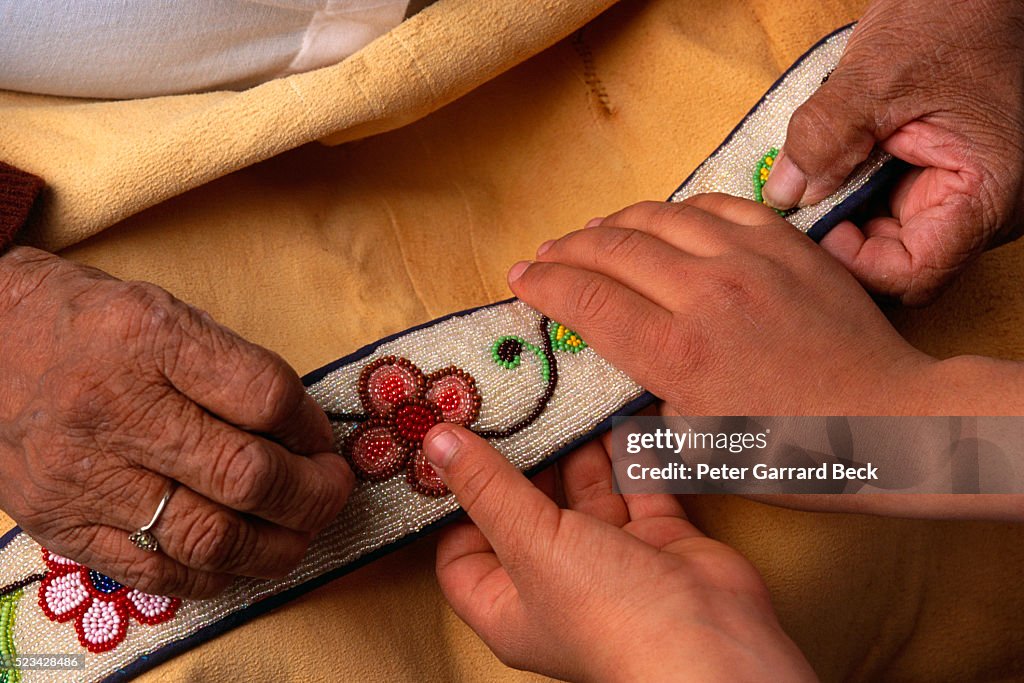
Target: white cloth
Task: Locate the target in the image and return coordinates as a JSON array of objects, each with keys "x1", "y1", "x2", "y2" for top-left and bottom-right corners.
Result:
[{"x1": 0, "y1": 0, "x2": 411, "y2": 99}]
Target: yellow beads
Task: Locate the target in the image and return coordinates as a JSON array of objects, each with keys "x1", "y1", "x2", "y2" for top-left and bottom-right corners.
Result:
[{"x1": 551, "y1": 323, "x2": 586, "y2": 353}]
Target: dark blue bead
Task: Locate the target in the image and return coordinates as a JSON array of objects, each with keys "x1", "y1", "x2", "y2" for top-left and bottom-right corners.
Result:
[{"x1": 88, "y1": 570, "x2": 124, "y2": 594}]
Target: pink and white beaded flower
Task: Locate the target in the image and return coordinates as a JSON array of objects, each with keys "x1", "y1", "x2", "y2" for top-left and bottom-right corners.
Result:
[{"x1": 37, "y1": 549, "x2": 181, "y2": 653}]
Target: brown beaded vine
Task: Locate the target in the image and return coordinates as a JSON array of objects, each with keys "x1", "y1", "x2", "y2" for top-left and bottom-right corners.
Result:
[
  {"x1": 0, "y1": 572, "x2": 45, "y2": 599},
  {"x1": 473, "y1": 316, "x2": 557, "y2": 439}
]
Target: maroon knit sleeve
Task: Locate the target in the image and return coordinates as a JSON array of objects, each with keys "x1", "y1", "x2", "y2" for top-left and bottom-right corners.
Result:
[{"x1": 0, "y1": 161, "x2": 45, "y2": 252}]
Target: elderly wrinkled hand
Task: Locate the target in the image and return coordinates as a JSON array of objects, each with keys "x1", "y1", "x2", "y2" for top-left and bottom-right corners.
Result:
[
  {"x1": 0, "y1": 248, "x2": 354, "y2": 598},
  {"x1": 763, "y1": 0, "x2": 1024, "y2": 304},
  {"x1": 428, "y1": 424, "x2": 817, "y2": 682}
]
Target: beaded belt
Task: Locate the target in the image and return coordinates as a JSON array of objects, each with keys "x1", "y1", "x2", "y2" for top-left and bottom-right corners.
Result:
[{"x1": 0, "y1": 23, "x2": 900, "y2": 682}]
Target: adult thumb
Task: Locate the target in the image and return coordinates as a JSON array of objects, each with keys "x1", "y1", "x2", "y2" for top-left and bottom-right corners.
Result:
[{"x1": 763, "y1": 75, "x2": 885, "y2": 210}]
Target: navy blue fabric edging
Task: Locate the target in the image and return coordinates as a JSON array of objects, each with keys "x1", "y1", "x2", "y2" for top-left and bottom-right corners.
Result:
[
  {"x1": 0, "y1": 526, "x2": 20, "y2": 552},
  {"x1": 804, "y1": 159, "x2": 909, "y2": 242}
]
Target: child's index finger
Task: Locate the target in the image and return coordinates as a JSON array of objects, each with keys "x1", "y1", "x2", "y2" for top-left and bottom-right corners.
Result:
[{"x1": 423, "y1": 424, "x2": 560, "y2": 572}]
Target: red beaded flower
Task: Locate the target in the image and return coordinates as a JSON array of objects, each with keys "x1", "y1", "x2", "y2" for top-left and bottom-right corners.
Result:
[
  {"x1": 344, "y1": 356, "x2": 481, "y2": 496},
  {"x1": 36, "y1": 549, "x2": 181, "y2": 653}
]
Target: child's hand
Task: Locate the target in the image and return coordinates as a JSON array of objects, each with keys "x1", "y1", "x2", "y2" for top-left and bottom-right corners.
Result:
[
  {"x1": 509, "y1": 195, "x2": 1020, "y2": 416},
  {"x1": 426, "y1": 425, "x2": 817, "y2": 682},
  {"x1": 509, "y1": 195, "x2": 1024, "y2": 520}
]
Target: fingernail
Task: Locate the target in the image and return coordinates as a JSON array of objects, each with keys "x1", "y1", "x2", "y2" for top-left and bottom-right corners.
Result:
[
  {"x1": 584, "y1": 217, "x2": 605, "y2": 229},
  {"x1": 762, "y1": 151, "x2": 806, "y2": 210},
  {"x1": 508, "y1": 260, "x2": 532, "y2": 283},
  {"x1": 425, "y1": 427, "x2": 461, "y2": 469},
  {"x1": 536, "y1": 240, "x2": 555, "y2": 257}
]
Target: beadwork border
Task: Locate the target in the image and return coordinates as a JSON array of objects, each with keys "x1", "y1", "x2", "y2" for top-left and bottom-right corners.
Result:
[
  {"x1": 0, "y1": 296, "x2": 658, "y2": 683},
  {"x1": 109, "y1": 300, "x2": 658, "y2": 681},
  {"x1": 0, "y1": 20, "x2": 909, "y2": 682}
]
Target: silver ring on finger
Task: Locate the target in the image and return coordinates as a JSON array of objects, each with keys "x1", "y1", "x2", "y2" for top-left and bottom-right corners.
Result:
[{"x1": 128, "y1": 481, "x2": 176, "y2": 553}]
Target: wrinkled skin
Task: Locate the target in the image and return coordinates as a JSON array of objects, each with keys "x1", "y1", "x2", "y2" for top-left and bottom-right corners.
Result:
[
  {"x1": 763, "y1": 0, "x2": 1024, "y2": 305},
  {"x1": 0, "y1": 248, "x2": 354, "y2": 598},
  {"x1": 428, "y1": 425, "x2": 818, "y2": 683}
]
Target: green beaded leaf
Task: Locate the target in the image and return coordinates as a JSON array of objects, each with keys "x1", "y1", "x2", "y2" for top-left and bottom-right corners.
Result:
[
  {"x1": 0, "y1": 590, "x2": 22, "y2": 683},
  {"x1": 548, "y1": 322, "x2": 587, "y2": 354},
  {"x1": 490, "y1": 335, "x2": 549, "y2": 381},
  {"x1": 753, "y1": 148, "x2": 791, "y2": 217},
  {"x1": 753, "y1": 148, "x2": 778, "y2": 204},
  {"x1": 491, "y1": 336, "x2": 525, "y2": 370}
]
